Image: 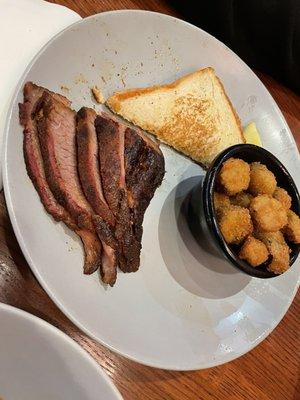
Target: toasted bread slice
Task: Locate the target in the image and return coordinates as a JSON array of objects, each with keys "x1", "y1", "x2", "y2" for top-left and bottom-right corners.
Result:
[{"x1": 106, "y1": 67, "x2": 244, "y2": 166}]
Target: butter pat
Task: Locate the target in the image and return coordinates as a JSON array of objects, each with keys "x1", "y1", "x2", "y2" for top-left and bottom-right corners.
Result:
[{"x1": 243, "y1": 122, "x2": 262, "y2": 146}]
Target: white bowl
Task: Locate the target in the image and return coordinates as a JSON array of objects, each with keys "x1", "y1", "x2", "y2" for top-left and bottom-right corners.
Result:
[{"x1": 0, "y1": 303, "x2": 122, "y2": 400}]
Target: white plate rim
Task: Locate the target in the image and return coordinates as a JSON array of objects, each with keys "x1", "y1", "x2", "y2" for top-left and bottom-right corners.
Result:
[
  {"x1": 3, "y1": 10, "x2": 300, "y2": 370},
  {"x1": 0, "y1": 302, "x2": 123, "y2": 399}
]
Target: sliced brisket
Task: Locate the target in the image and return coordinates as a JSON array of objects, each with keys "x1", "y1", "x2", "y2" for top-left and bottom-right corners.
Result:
[
  {"x1": 19, "y1": 82, "x2": 165, "y2": 284},
  {"x1": 95, "y1": 114, "x2": 165, "y2": 272},
  {"x1": 19, "y1": 82, "x2": 101, "y2": 275},
  {"x1": 35, "y1": 92, "x2": 118, "y2": 284},
  {"x1": 77, "y1": 229, "x2": 102, "y2": 275},
  {"x1": 36, "y1": 92, "x2": 95, "y2": 232},
  {"x1": 95, "y1": 114, "x2": 141, "y2": 272},
  {"x1": 19, "y1": 83, "x2": 73, "y2": 226},
  {"x1": 76, "y1": 107, "x2": 117, "y2": 285},
  {"x1": 124, "y1": 127, "x2": 165, "y2": 241},
  {"x1": 76, "y1": 108, "x2": 115, "y2": 229},
  {"x1": 94, "y1": 114, "x2": 124, "y2": 216}
]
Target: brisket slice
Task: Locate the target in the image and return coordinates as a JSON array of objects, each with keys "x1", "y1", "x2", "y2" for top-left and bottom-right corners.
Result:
[
  {"x1": 95, "y1": 114, "x2": 141, "y2": 272},
  {"x1": 36, "y1": 92, "x2": 95, "y2": 232},
  {"x1": 35, "y1": 93, "x2": 117, "y2": 284},
  {"x1": 124, "y1": 127, "x2": 165, "y2": 241},
  {"x1": 76, "y1": 107, "x2": 117, "y2": 285},
  {"x1": 19, "y1": 83, "x2": 72, "y2": 225},
  {"x1": 76, "y1": 108, "x2": 116, "y2": 234},
  {"x1": 76, "y1": 229, "x2": 102, "y2": 275},
  {"x1": 19, "y1": 82, "x2": 101, "y2": 275}
]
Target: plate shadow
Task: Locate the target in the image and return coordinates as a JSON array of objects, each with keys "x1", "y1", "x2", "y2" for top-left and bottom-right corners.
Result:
[{"x1": 158, "y1": 176, "x2": 251, "y2": 299}]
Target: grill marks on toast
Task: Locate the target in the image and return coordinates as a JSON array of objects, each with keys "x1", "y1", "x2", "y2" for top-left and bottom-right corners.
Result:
[
  {"x1": 19, "y1": 82, "x2": 165, "y2": 285},
  {"x1": 19, "y1": 82, "x2": 102, "y2": 275}
]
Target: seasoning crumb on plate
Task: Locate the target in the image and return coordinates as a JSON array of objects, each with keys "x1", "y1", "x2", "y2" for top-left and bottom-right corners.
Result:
[
  {"x1": 91, "y1": 86, "x2": 105, "y2": 104},
  {"x1": 60, "y1": 85, "x2": 70, "y2": 92}
]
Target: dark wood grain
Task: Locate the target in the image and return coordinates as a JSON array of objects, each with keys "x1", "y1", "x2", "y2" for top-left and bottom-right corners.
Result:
[{"x1": 1, "y1": 1, "x2": 299, "y2": 399}]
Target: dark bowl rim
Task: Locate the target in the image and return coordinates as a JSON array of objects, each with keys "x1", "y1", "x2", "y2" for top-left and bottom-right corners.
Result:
[{"x1": 202, "y1": 144, "x2": 300, "y2": 279}]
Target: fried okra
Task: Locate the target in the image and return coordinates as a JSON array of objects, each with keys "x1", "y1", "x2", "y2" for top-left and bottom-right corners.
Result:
[
  {"x1": 214, "y1": 192, "x2": 230, "y2": 212},
  {"x1": 219, "y1": 158, "x2": 250, "y2": 195},
  {"x1": 255, "y1": 231, "x2": 290, "y2": 274},
  {"x1": 218, "y1": 205, "x2": 253, "y2": 244},
  {"x1": 239, "y1": 236, "x2": 269, "y2": 267},
  {"x1": 273, "y1": 187, "x2": 292, "y2": 210},
  {"x1": 214, "y1": 157, "x2": 297, "y2": 274},
  {"x1": 283, "y1": 210, "x2": 300, "y2": 244},
  {"x1": 230, "y1": 192, "x2": 253, "y2": 208},
  {"x1": 248, "y1": 162, "x2": 277, "y2": 196},
  {"x1": 250, "y1": 195, "x2": 287, "y2": 232}
]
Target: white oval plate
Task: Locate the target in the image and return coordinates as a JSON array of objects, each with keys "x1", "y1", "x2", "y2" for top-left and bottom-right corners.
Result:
[
  {"x1": 0, "y1": 303, "x2": 122, "y2": 399},
  {"x1": 3, "y1": 11, "x2": 300, "y2": 370}
]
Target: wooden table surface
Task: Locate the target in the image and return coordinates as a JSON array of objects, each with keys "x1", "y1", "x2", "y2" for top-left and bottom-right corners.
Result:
[{"x1": 1, "y1": 1, "x2": 299, "y2": 399}]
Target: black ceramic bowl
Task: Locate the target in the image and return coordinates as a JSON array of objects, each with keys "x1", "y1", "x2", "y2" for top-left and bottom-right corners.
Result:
[{"x1": 188, "y1": 144, "x2": 300, "y2": 278}]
